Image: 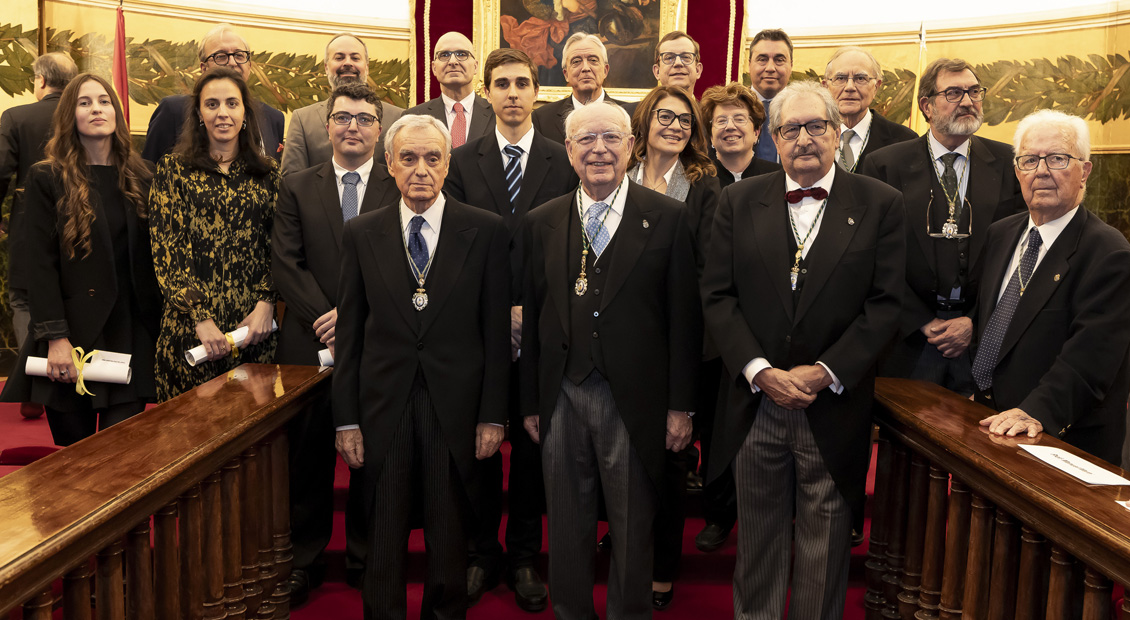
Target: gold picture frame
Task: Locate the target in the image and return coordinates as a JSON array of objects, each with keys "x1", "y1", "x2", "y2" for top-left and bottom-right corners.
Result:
[{"x1": 474, "y1": 0, "x2": 687, "y2": 102}]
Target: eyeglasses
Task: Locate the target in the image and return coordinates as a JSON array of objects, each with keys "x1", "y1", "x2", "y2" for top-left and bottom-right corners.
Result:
[
  {"x1": 654, "y1": 109, "x2": 694, "y2": 130},
  {"x1": 330, "y1": 112, "x2": 378, "y2": 127},
  {"x1": 571, "y1": 131, "x2": 628, "y2": 147},
  {"x1": 658, "y1": 52, "x2": 698, "y2": 66},
  {"x1": 435, "y1": 50, "x2": 473, "y2": 62},
  {"x1": 712, "y1": 114, "x2": 751, "y2": 128},
  {"x1": 1015, "y1": 153, "x2": 1081, "y2": 171},
  {"x1": 777, "y1": 120, "x2": 832, "y2": 141},
  {"x1": 828, "y1": 74, "x2": 875, "y2": 87},
  {"x1": 932, "y1": 86, "x2": 987, "y2": 103},
  {"x1": 205, "y1": 50, "x2": 251, "y2": 66}
]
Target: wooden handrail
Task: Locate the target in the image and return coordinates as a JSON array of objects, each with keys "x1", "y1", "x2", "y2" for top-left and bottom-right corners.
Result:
[{"x1": 0, "y1": 363, "x2": 330, "y2": 614}]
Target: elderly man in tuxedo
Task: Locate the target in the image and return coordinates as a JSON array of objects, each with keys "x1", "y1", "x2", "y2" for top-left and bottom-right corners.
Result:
[
  {"x1": 521, "y1": 101, "x2": 701, "y2": 620},
  {"x1": 404, "y1": 31, "x2": 494, "y2": 148},
  {"x1": 531, "y1": 32, "x2": 636, "y2": 144},
  {"x1": 862, "y1": 58, "x2": 1025, "y2": 396},
  {"x1": 972, "y1": 109, "x2": 1130, "y2": 466},
  {"x1": 280, "y1": 32, "x2": 403, "y2": 175},
  {"x1": 273, "y1": 83, "x2": 399, "y2": 605},
  {"x1": 333, "y1": 114, "x2": 510, "y2": 619},
  {"x1": 702, "y1": 81, "x2": 904, "y2": 619}
]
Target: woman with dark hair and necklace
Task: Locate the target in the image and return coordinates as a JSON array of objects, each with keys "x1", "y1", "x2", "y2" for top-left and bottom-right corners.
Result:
[
  {"x1": 0, "y1": 72, "x2": 161, "y2": 446},
  {"x1": 149, "y1": 66, "x2": 279, "y2": 401}
]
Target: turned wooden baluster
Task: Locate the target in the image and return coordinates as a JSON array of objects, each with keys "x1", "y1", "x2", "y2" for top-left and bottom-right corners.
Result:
[
  {"x1": 180, "y1": 484, "x2": 204, "y2": 620},
  {"x1": 222, "y1": 458, "x2": 248, "y2": 620},
  {"x1": 866, "y1": 435, "x2": 894, "y2": 619},
  {"x1": 269, "y1": 431, "x2": 293, "y2": 617},
  {"x1": 961, "y1": 494, "x2": 994, "y2": 618},
  {"x1": 239, "y1": 447, "x2": 265, "y2": 616},
  {"x1": 1080, "y1": 567, "x2": 1110, "y2": 620},
  {"x1": 882, "y1": 441, "x2": 910, "y2": 620},
  {"x1": 914, "y1": 463, "x2": 949, "y2": 620},
  {"x1": 938, "y1": 479, "x2": 971, "y2": 620},
  {"x1": 96, "y1": 540, "x2": 126, "y2": 620},
  {"x1": 255, "y1": 439, "x2": 279, "y2": 620},
  {"x1": 899, "y1": 453, "x2": 930, "y2": 620},
  {"x1": 153, "y1": 502, "x2": 180, "y2": 619},
  {"x1": 22, "y1": 586, "x2": 54, "y2": 620},
  {"x1": 987, "y1": 509, "x2": 1019, "y2": 620},
  {"x1": 1015, "y1": 525, "x2": 1049, "y2": 620},
  {"x1": 126, "y1": 519, "x2": 154, "y2": 620},
  {"x1": 63, "y1": 560, "x2": 94, "y2": 620},
  {"x1": 1045, "y1": 546, "x2": 1075, "y2": 620},
  {"x1": 201, "y1": 472, "x2": 226, "y2": 620}
]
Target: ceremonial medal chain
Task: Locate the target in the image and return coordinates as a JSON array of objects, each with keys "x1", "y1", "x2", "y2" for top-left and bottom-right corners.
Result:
[
  {"x1": 926, "y1": 140, "x2": 970, "y2": 239},
  {"x1": 399, "y1": 209, "x2": 437, "y2": 311},
  {"x1": 788, "y1": 196, "x2": 828, "y2": 291},
  {"x1": 839, "y1": 121, "x2": 872, "y2": 173},
  {"x1": 575, "y1": 183, "x2": 621, "y2": 296}
]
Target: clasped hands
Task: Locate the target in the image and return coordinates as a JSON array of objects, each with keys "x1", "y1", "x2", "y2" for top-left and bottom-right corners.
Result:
[
  {"x1": 194, "y1": 300, "x2": 275, "y2": 362},
  {"x1": 754, "y1": 365, "x2": 833, "y2": 410},
  {"x1": 922, "y1": 317, "x2": 972, "y2": 359}
]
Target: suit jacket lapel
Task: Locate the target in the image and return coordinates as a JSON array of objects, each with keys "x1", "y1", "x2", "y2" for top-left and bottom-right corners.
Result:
[
  {"x1": 476, "y1": 132, "x2": 511, "y2": 217},
  {"x1": 905, "y1": 137, "x2": 937, "y2": 275},
  {"x1": 418, "y1": 200, "x2": 476, "y2": 338},
  {"x1": 556, "y1": 98, "x2": 574, "y2": 137},
  {"x1": 978, "y1": 216, "x2": 1025, "y2": 330},
  {"x1": 368, "y1": 207, "x2": 418, "y2": 330},
  {"x1": 426, "y1": 98, "x2": 446, "y2": 125},
  {"x1": 315, "y1": 163, "x2": 345, "y2": 252},
  {"x1": 544, "y1": 194, "x2": 573, "y2": 333},
  {"x1": 363, "y1": 163, "x2": 399, "y2": 214},
  {"x1": 600, "y1": 184, "x2": 651, "y2": 311},
  {"x1": 667, "y1": 160, "x2": 691, "y2": 202},
  {"x1": 794, "y1": 176, "x2": 862, "y2": 324},
  {"x1": 469, "y1": 96, "x2": 493, "y2": 140},
  {"x1": 966, "y1": 136, "x2": 1003, "y2": 266},
  {"x1": 515, "y1": 134, "x2": 554, "y2": 216},
  {"x1": 754, "y1": 173, "x2": 796, "y2": 322}
]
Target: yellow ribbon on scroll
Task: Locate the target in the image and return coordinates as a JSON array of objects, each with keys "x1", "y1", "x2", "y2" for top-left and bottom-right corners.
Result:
[
  {"x1": 225, "y1": 333, "x2": 240, "y2": 359},
  {"x1": 69, "y1": 347, "x2": 98, "y2": 396}
]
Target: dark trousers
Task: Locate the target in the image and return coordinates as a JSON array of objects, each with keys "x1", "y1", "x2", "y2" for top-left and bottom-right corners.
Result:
[
  {"x1": 698, "y1": 358, "x2": 737, "y2": 528},
  {"x1": 363, "y1": 383, "x2": 467, "y2": 620},
  {"x1": 45, "y1": 400, "x2": 145, "y2": 447},
  {"x1": 287, "y1": 396, "x2": 336, "y2": 573},
  {"x1": 881, "y1": 311, "x2": 974, "y2": 397}
]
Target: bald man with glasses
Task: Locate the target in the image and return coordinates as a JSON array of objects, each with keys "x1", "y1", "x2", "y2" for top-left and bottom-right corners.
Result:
[{"x1": 404, "y1": 32, "x2": 495, "y2": 148}]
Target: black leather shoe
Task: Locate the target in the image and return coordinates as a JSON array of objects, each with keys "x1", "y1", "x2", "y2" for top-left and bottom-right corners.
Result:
[
  {"x1": 685, "y1": 469, "x2": 703, "y2": 492},
  {"x1": 652, "y1": 586, "x2": 674, "y2": 610},
  {"x1": 851, "y1": 528, "x2": 865, "y2": 547},
  {"x1": 508, "y1": 566, "x2": 548, "y2": 612},
  {"x1": 597, "y1": 532, "x2": 611, "y2": 553},
  {"x1": 467, "y1": 565, "x2": 499, "y2": 607},
  {"x1": 283, "y1": 568, "x2": 313, "y2": 608},
  {"x1": 694, "y1": 522, "x2": 732, "y2": 553}
]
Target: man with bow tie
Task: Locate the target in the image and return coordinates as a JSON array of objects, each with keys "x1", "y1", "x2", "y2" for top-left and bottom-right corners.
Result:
[{"x1": 701, "y1": 81, "x2": 905, "y2": 619}]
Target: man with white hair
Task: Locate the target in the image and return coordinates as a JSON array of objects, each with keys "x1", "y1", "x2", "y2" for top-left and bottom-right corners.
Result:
[
  {"x1": 404, "y1": 31, "x2": 494, "y2": 148},
  {"x1": 521, "y1": 101, "x2": 701, "y2": 620},
  {"x1": 702, "y1": 81, "x2": 904, "y2": 619},
  {"x1": 142, "y1": 23, "x2": 285, "y2": 162},
  {"x1": 972, "y1": 109, "x2": 1130, "y2": 466},
  {"x1": 531, "y1": 32, "x2": 636, "y2": 144}
]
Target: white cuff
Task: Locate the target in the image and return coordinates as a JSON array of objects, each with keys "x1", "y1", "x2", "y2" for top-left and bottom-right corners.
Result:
[
  {"x1": 816, "y1": 361, "x2": 843, "y2": 394},
  {"x1": 335, "y1": 424, "x2": 360, "y2": 432},
  {"x1": 741, "y1": 358, "x2": 772, "y2": 394}
]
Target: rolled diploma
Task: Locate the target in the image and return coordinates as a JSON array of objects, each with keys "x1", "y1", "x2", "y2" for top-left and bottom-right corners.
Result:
[
  {"x1": 184, "y1": 320, "x2": 278, "y2": 366},
  {"x1": 318, "y1": 348, "x2": 334, "y2": 368},
  {"x1": 25, "y1": 356, "x2": 132, "y2": 384}
]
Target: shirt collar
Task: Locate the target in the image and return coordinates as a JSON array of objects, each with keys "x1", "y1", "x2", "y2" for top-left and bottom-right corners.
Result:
[
  {"x1": 495, "y1": 126, "x2": 535, "y2": 154},
  {"x1": 842, "y1": 109, "x2": 873, "y2": 138},
  {"x1": 633, "y1": 158, "x2": 678, "y2": 185},
  {"x1": 571, "y1": 89, "x2": 606, "y2": 110},
  {"x1": 332, "y1": 155, "x2": 375, "y2": 184},
  {"x1": 441, "y1": 92, "x2": 476, "y2": 115},
  {"x1": 784, "y1": 165, "x2": 837, "y2": 194},
  {"x1": 1024, "y1": 205, "x2": 1079, "y2": 251},
  {"x1": 579, "y1": 175, "x2": 628, "y2": 217},
  {"x1": 400, "y1": 192, "x2": 446, "y2": 236},
  {"x1": 927, "y1": 129, "x2": 971, "y2": 161}
]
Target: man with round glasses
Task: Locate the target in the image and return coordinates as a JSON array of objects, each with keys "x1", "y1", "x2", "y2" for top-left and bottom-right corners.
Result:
[
  {"x1": 971, "y1": 109, "x2": 1130, "y2": 468},
  {"x1": 142, "y1": 23, "x2": 284, "y2": 163},
  {"x1": 861, "y1": 57, "x2": 1025, "y2": 397},
  {"x1": 652, "y1": 30, "x2": 703, "y2": 93},
  {"x1": 532, "y1": 32, "x2": 635, "y2": 144},
  {"x1": 404, "y1": 31, "x2": 494, "y2": 149}
]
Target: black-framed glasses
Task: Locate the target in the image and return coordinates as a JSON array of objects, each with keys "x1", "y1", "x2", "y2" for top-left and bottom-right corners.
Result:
[
  {"x1": 777, "y1": 120, "x2": 832, "y2": 141},
  {"x1": 654, "y1": 109, "x2": 694, "y2": 130},
  {"x1": 330, "y1": 112, "x2": 378, "y2": 127},
  {"x1": 658, "y1": 52, "x2": 698, "y2": 66},
  {"x1": 712, "y1": 114, "x2": 751, "y2": 128},
  {"x1": 435, "y1": 50, "x2": 473, "y2": 62},
  {"x1": 828, "y1": 74, "x2": 875, "y2": 87},
  {"x1": 571, "y1": 131, "x2": 628, "y2": 147},
  {"x1": 933, "y1": 86, "x2": 986, "y2": 102},
  {"x1": 1015, "y1": 153, "x2": 1080, "y2": 171},
  {"x1": 205, "y1": 50, "x2": 251, "y2": 66}
]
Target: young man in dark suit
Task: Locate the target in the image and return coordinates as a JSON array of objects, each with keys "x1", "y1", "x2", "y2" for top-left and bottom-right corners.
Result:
[
  {"x1": 444, "y1": 47, "x2": 577, "y2": 612},
  {"x1": 334, "y1": 113, "x2": 510, "y2": 620},
  {"x1": 272, "y1": 83, "x2": 399, "y2": 606},
  {"x1": 403, "y1": 31, "x2": 494, "y2": 148},
  {"x1": 973, "y1": 109, "x2": 1130, "y2": 467},
  {"x1": 702, "y1": 81, "x2": 904, "y2": 619}
]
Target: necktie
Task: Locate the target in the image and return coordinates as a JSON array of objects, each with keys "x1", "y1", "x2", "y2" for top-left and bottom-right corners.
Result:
[
  {"x1": 503, "y1": 144, "x2": 524, "y2": 212},
  {"x1": 451, "y1": 102, "x2": 467, "y2": 148},
  {"x1": 408, "y1": 215, "x2": 429, "y2": 275},
  {"x1": 839, "y1": 128, "x2": 856, "y2": 170},
  {"x1": 786, "y1": 187, "x2": 828, "y2": 204},
  {"x1": 940, "y1": 152, "x2": 960, "y2": 200},
  {"x1": 972, "y1": 227, "x2": 1043, "y2": 391},
  {"x1": 341, "y1": 171, "x2": 360, "y2": 221},
  {"x1": 755, "y1": 99, "x2": 777, "y2": 162},
  {"x1": 585, "y1": 202, "x2": 611, "y2": 258}
]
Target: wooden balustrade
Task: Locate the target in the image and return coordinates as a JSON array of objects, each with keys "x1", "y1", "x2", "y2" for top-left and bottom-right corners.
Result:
[
  {"x1": 868, "y1": 378, "x2": 1130, "y2": 620},
  {"x1": 0, "y1": 364, "x2": 330, "y2": 619}
]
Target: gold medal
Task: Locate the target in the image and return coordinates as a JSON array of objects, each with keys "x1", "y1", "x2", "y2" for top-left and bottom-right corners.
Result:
[
  {"x1": 412, "y1": 289, "x2": 429, "y2": 311},
  {"x1": 575, "y1": 277, "x2": 588, "y2": 296}
]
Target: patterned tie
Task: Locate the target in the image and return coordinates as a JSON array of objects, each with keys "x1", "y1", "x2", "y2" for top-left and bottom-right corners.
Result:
[
  {"x1": 972, "y1": 227, "x2": 1043, "y2": 391},
  {"x1": 940, "y1": 152, "x2": 960, "y2": 200},
  {"x1": 408, "y1": 215, "x2": 429, "y2": 274},
  {"x1": 585, "y1": 202, "x2": 611, "y2": 257},
  {"x1": 755, "y1": 99, "x2": 777, "y2": 162},
  {"x1": 451, "y1": 102, "x2": 467, "y2": 148},
  {"x1": 839, "y1": 128, "x2": 856, "y2": 170},
  {"x1": 503, "y1": 144, "x2": 524, "y2": 212},
  {"x1": 341, "y1": 171, "x2": 360, "y2": 221}
]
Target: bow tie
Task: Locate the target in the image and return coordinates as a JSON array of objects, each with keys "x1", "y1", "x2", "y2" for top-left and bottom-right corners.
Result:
[{"x1": 786, "y1": 187, "x2": 828, "y2": 204}]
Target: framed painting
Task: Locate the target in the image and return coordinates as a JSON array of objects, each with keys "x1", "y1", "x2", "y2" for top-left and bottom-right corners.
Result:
[{"x1": 474, "y1": 0, "x2": 687, "y2": 102}]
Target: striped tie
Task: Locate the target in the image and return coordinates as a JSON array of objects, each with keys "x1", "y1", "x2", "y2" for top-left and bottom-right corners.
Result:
[{"x1": 503, "y1": 144, "x2": 524, "y2": 212}]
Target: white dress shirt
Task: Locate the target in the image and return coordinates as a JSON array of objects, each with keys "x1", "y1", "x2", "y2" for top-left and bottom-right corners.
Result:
[
  {"x1": 496, "y1": 126, "x2": 534, "y2": 170},
  {"x1": 996, "y1": 206, "x2": 1078, "y2": 302},
  {"x1": 838, "y1": 109, "x2": 873, "y2": 165},
  {"x1": 578, "y1": 175, "x2": 629, "y2": 257},
  {"x1": 441, "y1": 92, "x2": 477, "y2": 130},
  {"x1": 632, "y1": 158, "x2": 677, "y2": 187},
  {"x1": 399, "y1": 194, "x2": 445, "y2": 259},
  {"x1": 571, "y1": 89, "x2": 606, "y2": 110},
  {"x1": 927, "y1": 130, "x2": 971, "y2": 204},
  {"x1": 332, "y1": 155, "x2": 375, "y2": 206}
]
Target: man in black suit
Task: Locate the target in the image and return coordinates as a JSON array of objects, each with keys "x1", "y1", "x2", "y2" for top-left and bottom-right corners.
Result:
[
  {"x1": 821, "y1": 46, "x2": 916, "y2": 172},
  {"x1": 334, "y1": 113, "x2": 510, "y2": 620},
  {"x1": 748, "y1": 29, "x2": 794, "y2": 164},
  {"x1": 141, "y1": 23, "x2": 285, "y2": 163},
  {"x1": 702, "y1": 81, "x2": 904, "y2": 619},
  {"x1": 861, "y1": 58, "x2": 1025, "y2": 396},
  {"x1": 272, "y1": 83, "x2": 399, "y2": 606},
  {"x1": 973, "y1": 109, "x2": 1130, "y2": 466},
  {"x1": 531, "y1": 32, "x2": 636, "y2": 145},
  {"x1": 403, "y1": 31, "x2": 494, "y2": 149},
  {"x1": 521, "y1": 101, "x2": 701, "y2": 620},
  {"x1": 0, "y1": 52, "x2": 76, "y2": 358},
  {"x1": 444, "y1": 48, "x2": 577, "y2": 612}
]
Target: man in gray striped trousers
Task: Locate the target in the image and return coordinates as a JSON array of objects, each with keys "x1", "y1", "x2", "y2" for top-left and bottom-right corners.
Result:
[{"x1": 702, "y1": 81, "x2": 905, "y2": 619}]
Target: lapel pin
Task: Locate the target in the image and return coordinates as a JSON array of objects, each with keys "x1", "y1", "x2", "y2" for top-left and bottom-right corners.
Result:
[
  {"x1": 642, "y1": 219, "x2": 650, "y2": 229},
  {"x1": 847, "y1": 217, "x2": 855, "y2": 226},
  {"x1": 1054, "y1": 274, "x2": 1061, "y2": 281}
]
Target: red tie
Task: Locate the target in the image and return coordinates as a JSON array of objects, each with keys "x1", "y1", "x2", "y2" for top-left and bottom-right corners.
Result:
[
  {"x1": 451, "y1": 101, "x2": 467, "y2": 148},
  {"x1": 785, "y1": 187, "x2": 828, "y2": 204}
]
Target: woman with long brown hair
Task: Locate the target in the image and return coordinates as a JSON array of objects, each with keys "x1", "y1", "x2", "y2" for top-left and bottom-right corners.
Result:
[
  {"x1": 0, "y1": 73, "x2": 161, "y2": 446},
  {"x1": 149, "y1": 66, "x2": 279, "y2": 401}
]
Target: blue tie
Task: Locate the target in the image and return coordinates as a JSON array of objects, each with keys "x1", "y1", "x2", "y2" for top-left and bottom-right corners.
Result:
[
  {"x1": 408, "y1": 215, "x2": 429, "y2": 274},
  {"x1": 585, "y1": 202, "x2": 611, "y2": 257},
  {"x1": 503, "y1": 144, "x2": 524, "y2": 212},
  {"x1": 341, "y1": 171, "x2": 360, "y2": 221},
  {"x1": 755, "y1": 98, "x2": 777, "y2": 162},
  {"x1": 972, "y1": 227, "x2": 1043, "y2": 391}
]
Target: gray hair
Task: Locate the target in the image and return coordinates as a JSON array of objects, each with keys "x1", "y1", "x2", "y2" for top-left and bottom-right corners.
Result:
[
  {"x1": 767, "y1": 81, "x2": 842, "y2": 136},
  {"x1": 563, "y1": 101, "x2": 631, "y2": 140},
  {"x1": 198, "y1": 23, "x2": 249, "y2": 62},
  {"x1": 32, "y1": 52, "x2": 77, "y2": 90},
  {"x1": 562, "y1": 32, "x2": 609, "y2": 66},
  {"x1": 1012, "y1": 109, "x2": 1091, "y2": 162},
  {"x1": 824, "y1": 46, "x2": 881, "y2": 79},
  {"x1": 385, "y1": 113, "x2": 452, "y2": 156}
]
